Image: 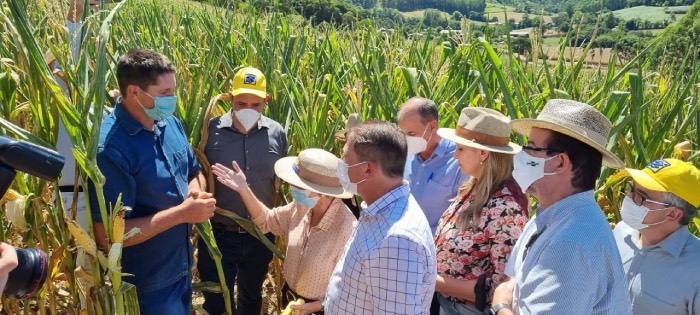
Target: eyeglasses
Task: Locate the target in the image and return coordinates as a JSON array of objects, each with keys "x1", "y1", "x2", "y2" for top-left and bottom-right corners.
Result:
[
  {"x1": 522, "y1": 145, "x2": 562, "y2": 154},
  {"x1": 622, "y1": 182, "x2": 671, "y2": 207}
]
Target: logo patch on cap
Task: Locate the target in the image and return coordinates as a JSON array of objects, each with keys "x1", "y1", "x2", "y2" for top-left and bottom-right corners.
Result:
[
  {"x1": 646, "y1": 159, "x2": 671, "y2": 173},
  {"x1": 244, "y1": 73, "x2": 256, "y2": 85}
]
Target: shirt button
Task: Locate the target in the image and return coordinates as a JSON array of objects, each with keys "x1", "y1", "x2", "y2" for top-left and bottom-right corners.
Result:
[{"x1": 246, "y1": 167, "x2": 250, "y2": 170}]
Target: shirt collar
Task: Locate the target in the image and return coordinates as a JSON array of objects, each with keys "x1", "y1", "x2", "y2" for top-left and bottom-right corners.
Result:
[
  {"x1": 654, "y1": 225, "x2": 693, "y2": 258},
  {"x1": 413, "y1": 137, "x2": 452, "y2": 162},
  {"x1": 362, "y1": 184, "x2": 410, "y2": 217},
  {"x1": 535, "y1": 190, "x2": 594, "y2": 232},
  {"x1": 216, "y1": 109, "x2": 270, "y2": 130},
  {"x1": 114, "y1": 101, "x2": 150, "y2": 136}
]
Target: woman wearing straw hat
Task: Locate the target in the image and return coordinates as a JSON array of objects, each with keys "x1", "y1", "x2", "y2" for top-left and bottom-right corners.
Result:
[
  {"x1": 432, "y1": 107, "x2": 529, "y2": 315},
  {"x1": 211, "y1": 148, "x2": 356, "y2": 315}
]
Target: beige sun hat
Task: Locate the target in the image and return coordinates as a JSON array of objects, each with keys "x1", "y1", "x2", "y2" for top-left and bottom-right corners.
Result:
[
  {"x1": 437, "y1": 107, "x2": 521, "y2": 154},
  {"x1": 274, "y1": 148, "x2": 353, "y2": 199},
  {"x1": 510, "y1": 99, "x2": 624, "y2": 169},
  {"x1": 334, "y1": 113, "x2": 362, "y2": 141}
]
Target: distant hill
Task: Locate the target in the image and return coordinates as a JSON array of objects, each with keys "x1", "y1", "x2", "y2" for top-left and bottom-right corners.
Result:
[{"x1": 655, "y1": 0, "x2": 700, "y2": 66}]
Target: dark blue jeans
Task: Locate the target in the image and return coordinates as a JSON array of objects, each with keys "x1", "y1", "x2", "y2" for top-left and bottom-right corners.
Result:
[
  {"x1": 197, "y1": 230, "x2": 274, "y2": 315},
  {"x1": 138, "y1": 273, "x2": 192, "y2": 315}
]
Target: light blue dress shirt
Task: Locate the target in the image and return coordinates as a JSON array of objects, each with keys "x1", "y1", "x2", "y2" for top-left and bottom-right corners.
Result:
[
  {"x1": 405, "y1": 138, "x2": 469, "y2": 234},
  {"x1": 613, "y1": 221, "x2": 700, "y2": 315},
  {"x1": 505, "y1": 191, "x2": 631, "y2": 315}
]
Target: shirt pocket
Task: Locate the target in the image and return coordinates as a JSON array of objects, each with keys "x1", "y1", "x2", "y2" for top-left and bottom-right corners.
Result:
[
  {"x1": 428, "y1": 173, "x2": 451, "y2": 188},
  {"x1": 171, "y1": 148, "x2": 191, "y2": 184},
  {"x1": 639, "y1": 290, "x2": 685, "y2": 314}
]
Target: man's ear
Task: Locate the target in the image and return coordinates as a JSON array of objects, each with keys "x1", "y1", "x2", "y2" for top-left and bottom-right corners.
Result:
[
  {"x1": 668, "y1": 207, "x2": 685, "y2": 222},
  {"x1": 264, "y1": 94, "x2": 271, "y2": 102},
  {"x1": 552, "y1": 152, "x2": 571, "y2": 174},
  {"x1": 365, "y1": 161, "x2": 377, "y2": 179},
  {"x1": 125, "y1": 84, "x2": 140, "y2": 101}
]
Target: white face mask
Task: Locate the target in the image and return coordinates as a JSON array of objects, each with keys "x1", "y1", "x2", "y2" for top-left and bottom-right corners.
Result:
[
  {"x1": 620, "y1": 196, "x2": 669, "y2": 230},
  {"x1": 406, "y1": 124, "x2": 433, "y2": 155},
  {"x1": 234, "y1": 108, "x2": 261, "y2": 131},
  {"x1": 512, "y1": 151, "x2": 558, "y2": 192},
  {"x1": 337, "y1": 160, "x2": 367, "y2": 196}
]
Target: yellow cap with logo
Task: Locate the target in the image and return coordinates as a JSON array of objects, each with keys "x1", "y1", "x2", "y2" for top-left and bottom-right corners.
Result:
[
  {"x1": 624, "y1": 158, "x2": 700, "y2": 207},
  {"x1": 232, "y1": 67, "x2": 266, "y2": 99}
]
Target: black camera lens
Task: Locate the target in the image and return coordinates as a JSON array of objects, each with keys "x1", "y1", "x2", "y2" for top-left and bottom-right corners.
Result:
[{"x1": 3, "y1": 248, "x2": 48, "y2": 299}]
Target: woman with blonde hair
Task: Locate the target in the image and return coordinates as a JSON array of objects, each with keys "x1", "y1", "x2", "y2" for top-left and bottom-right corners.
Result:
[{"x1": 433, "y1": 107, "x2": 529, "y2": 315}]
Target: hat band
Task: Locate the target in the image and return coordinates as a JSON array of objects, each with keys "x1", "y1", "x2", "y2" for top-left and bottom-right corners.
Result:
[
  {"x1": 455, "y1": 126, "x2": 509, "y2": 146},
  {"x1": 293, "y1": 162, "x2": 341, "y2": 187}
]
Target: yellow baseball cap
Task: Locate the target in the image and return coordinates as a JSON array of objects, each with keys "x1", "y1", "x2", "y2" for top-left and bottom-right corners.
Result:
[
  {"x1": 624, "y1": 158, "x2": 700, "y2": 207},
  {"x1": 231, "y1": 67, "x2": 266, "y2": 99}
]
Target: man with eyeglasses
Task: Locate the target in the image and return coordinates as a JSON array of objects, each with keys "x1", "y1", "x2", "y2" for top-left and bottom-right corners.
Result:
[
  {"x1": 613, "y1": 158, "x2": 700, "y2": 315},
  {"x1": 488, "y1": 99, "x2": 631, "y2": 315}
]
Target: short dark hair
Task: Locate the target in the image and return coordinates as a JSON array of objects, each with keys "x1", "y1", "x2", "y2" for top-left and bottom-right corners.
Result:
[
  {"x1": 348, "y1": 120, "x2": 407, "y2": 179},
  {"x1": 546, "y1": 131, "x2": 603, "y2": 190},
  {"x1": 398, "y1": 97, "x2": 439, "y2": 124},
  {"x1": 116, "y1": 49, "x2": 176, "y2": 97}
]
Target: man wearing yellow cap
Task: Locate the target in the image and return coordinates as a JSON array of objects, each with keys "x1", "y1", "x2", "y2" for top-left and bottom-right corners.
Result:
[
  {"x1": 200, "y1": 67, "x2": 288, "y2": 315},
  {"x1": 613, "y1": 158, "x2": 700, "y2": 315}
]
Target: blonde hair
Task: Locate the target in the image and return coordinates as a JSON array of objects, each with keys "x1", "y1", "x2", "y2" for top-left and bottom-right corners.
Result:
[{"x1": 456, "y1": 151, "x2": 514, "y2": 229}]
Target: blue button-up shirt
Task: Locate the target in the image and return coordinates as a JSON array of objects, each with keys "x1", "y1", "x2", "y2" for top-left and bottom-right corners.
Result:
[
  {"x1": 88, "y1": 102, "x2": 200, "y2": 293},
  {"x1": 325, "y1": 184, "x2": 437, "y2": 314},
  {"x1": 405, "y1": 138, "x2": 468, "y2": 234},
  {"x1": 505, "y1": 191, "x2": 631, "y2": 315},
  {"x1": 614, "y1": 221, "x2": 700, "y2": 315}
]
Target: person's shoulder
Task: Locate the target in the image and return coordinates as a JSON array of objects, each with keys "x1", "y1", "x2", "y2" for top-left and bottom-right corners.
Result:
[{"x1": 262, "y1": 116, "x2": 285, "y2": 134}]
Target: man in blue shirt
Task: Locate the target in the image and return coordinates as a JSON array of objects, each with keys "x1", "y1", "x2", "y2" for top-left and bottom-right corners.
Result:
[
  {"x1": 398, "y1": 97, "x2": 468, "y2": 234},
  {"x1": 89, "y1": 49, "x2": 216, "y2": 314},
  {"x1": 491, "y1": 99, "x2": 630, "y2": 315}
]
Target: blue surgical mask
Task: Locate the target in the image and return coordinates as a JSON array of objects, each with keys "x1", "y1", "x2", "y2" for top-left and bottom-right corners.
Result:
[
  {"x1": 290, "y1": 186, "x2": 320, "y2": 208},
  {"x1": 138, "y1": 89, "x2": 178, "y2": 121}
]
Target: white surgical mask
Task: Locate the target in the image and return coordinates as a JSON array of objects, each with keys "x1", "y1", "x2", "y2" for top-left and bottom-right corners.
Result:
[
  {"x1": 337, "y1": 160, "x2": 367, "y2": 196},
  {"x1": 406, "y1": 124, "x2": 433, "y2": 155},
  {"x1": 620, "y1": 196, "x2": 669, "y2": 230},
  {"x1": 234, "y1": 108, "x2": 261, "y2": 131},
  {"x1": 512, "y1": 151, "x2": 558, "y2": 192}
]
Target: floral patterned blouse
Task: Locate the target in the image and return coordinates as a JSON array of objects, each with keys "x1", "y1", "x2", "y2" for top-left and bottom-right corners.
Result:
[{"x1": 434, "y1": 179, "x2": 529, "y2": 304}]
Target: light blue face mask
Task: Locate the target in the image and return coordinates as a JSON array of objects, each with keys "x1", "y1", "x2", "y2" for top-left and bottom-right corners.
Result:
[
  {"x1": 290, "y1": 186, "x2": 320, "y2": 208},
  {"x1": 138, "y1": 89, "x2": 178, "y2": 121}
]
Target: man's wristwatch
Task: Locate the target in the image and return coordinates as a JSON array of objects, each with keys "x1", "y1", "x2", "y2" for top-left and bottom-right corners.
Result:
[{"x1": 489, "y1": 303, "x2": 510, "y2": 315}]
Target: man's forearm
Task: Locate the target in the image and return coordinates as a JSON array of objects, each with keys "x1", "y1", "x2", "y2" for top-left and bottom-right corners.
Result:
[{"x1": 94, "y1": 204, "x2": 185, "y2": 249}]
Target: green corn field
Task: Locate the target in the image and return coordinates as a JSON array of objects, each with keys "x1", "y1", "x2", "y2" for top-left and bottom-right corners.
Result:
[{"x1": 0, "y1": 0, "x2": 697, "y2": 313}]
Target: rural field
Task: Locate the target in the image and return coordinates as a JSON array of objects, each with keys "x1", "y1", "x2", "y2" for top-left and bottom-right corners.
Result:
[{"x1": 0, "y1": 0, "x2": 698, "y2": 313}]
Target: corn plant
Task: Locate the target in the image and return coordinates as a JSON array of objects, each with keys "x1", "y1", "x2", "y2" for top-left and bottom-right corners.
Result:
[{"x1": 0, "y1": 0, "x2": 698, "y2": 313}]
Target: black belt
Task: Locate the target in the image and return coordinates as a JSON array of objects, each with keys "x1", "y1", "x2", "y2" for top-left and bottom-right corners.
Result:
[
  {"x1": 282, "y1": 282, "x2": 323, "y2": 314},
  {"x1": 59, "y1": 185, "x2": 83, "y2": 193},
  {"x1": 211, "y1": 222, "x2": 247, "y2": 233}
]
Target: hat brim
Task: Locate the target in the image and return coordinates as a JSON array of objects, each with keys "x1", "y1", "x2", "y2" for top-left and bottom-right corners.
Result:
[
  {"x1": 622, "y1": 168, "x2": 668, "y2": 193},
  {"x1": 511, "y1": 119, "x2": 625, "y2": 169},
  {"x1": 437, "y1": 128, "x2": 522, "y2": 154},
  {"x1": 274, "y1": 157, "x2": 353, "y2": 199},
  {"x1": 232, "y1": 88, "x2": 266, "y2": 99}
]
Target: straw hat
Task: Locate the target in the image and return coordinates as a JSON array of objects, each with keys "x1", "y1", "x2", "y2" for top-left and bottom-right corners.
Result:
[
  {"x1": 334, "y1": 113, "x2": 361, "y2": 141},
  {"x1": 510, "y1": 99, "x2": 624, "y2": 169},
  {"x1": 274, "y1": 148, "x2": 353, "y2": 199},
  {"x1": 437, "y1": 107, "x2": 521, "y2": 154}
]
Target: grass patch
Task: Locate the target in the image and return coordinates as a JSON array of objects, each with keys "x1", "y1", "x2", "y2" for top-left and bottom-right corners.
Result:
[{"x1": 612, "y1": 5, "x2": 688, "y2": 22}]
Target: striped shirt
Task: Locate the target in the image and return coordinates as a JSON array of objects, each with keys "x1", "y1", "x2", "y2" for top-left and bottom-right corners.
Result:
[
  {"x1": 505, "y1": 191, "x2": 631, "y2": 315},
  {"x1": 324, "y1": 184, "x2": 437, "y2": 314}
]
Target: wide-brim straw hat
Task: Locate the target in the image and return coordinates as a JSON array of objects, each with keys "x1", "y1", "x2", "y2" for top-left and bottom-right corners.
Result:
[
  {"x1": 510, "y1": 99, "x2": 625, "y2": 169},
  {"x1": 334, "y1": 113, "x2": 361, "y2": 141},
  {"x1": 437, "y1": 107, "x2": 521, "y2": 154},
  {"x1": 274, "y1": 148, "x2": 353, "y2": 199}
]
